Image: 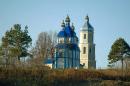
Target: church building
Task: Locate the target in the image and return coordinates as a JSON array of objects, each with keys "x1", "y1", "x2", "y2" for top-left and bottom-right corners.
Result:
[
  {"x1": 45, "y1": 15, "x2": 96, "y2": 69},
  {"x1": 79, "y1": 15, "x2": 96, "y2": 69},
  {"x1": 53, "y1": 16, "x2": 80, "y2": 69}
]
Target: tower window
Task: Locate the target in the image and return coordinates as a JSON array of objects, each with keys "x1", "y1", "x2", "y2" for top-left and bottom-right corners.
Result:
[
  {"x1": 89, "y1": 48, "x2": 91, "y2": 54},
  {"x1": 84, "y1": 34, "x2": 86, "y2": 39},
  {"x1": 83, "y1": 47, "x2": 86, "y2": 54}
]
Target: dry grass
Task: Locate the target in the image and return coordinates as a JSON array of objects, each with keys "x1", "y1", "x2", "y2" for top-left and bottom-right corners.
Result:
[{"x1": 0, "y1": 66, "x2": 130, "y2": 86}]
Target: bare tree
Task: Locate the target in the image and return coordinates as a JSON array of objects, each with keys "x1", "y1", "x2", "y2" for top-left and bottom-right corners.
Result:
[
  {"x1": 30, "y1": 31, "x2": 57, "y2": 65},
  {"x1": 48, "y1": 31, "x2": 57, "y2": 47}
]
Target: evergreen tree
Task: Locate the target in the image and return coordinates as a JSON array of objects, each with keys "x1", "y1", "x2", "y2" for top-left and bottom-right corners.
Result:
[
  {"x1": 108, "y1": 38, "x2": 130, "y2": 69},
  {"x1": 1, "y1": 24, "x2": 32, "y2": 64}
]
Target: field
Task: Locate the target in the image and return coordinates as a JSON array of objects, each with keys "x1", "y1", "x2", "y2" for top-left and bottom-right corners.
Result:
[{"x1": 0, "y1": 66, "x2": 130, "y2": 86}]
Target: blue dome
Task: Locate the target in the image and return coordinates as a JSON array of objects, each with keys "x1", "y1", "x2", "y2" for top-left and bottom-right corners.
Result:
[
  {"x1": 64, "y1": 26, "x2": 76, "y2": 37},
  {"x1": 57, "y1": 16, "x2": 77, "y2": 38},
  {"x1": 57, "y1": 29, "x2": 67, "y2": 37},
  {"x1": 57, "y1": 26, "x2": 76, "y2": 37}
]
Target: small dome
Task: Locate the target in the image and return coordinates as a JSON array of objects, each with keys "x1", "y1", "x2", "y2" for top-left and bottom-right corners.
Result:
[
  {"x1": 85, "y1": 15, "x2": 89, "y2": 21},
  {"x1": 65, "y1": 15, "x2": 70, "y2": 23},
  {"x1": 61, "y1": 20, "x2": 65, "y2": 27}
]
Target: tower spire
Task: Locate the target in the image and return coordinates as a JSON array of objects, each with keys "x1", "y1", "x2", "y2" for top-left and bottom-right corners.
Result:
[{"x1": 85, "y1": 15, "x2": 89, "y2": 22}]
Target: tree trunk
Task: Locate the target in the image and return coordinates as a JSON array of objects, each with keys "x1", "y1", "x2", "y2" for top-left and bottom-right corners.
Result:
[
  {"x1": 124, "y1": 59, "x2": 128, "y2": 78},
  {"x1": 121, "y1": 58, "x2": 124, "y2": 77},
  {"x1": 18, "y1": 56, "x2": 20, "y2": 61}
]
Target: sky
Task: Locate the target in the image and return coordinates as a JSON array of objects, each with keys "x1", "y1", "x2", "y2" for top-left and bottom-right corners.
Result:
[{"x1": 0, "y1": 0, "x2": 130, "y2": 68}]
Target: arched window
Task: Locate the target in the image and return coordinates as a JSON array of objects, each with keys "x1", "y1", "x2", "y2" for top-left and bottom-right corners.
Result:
[
  {"x1": 83, "y1": 47, "x2": 86, "y2": 54},
  {"x1": 66, "y1": 38, "x2": 69, "y2": 43},
  {"x1": 59, "y1": 38, "x2": 64, "y2": 43},
  {"x1": 84, "y1": 34, "x2": 86, "y2": 39}
]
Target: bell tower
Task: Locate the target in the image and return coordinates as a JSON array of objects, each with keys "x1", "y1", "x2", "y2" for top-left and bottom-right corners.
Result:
[{"x1": 79, "y1": 15, "x2": 96, "y2": 69}]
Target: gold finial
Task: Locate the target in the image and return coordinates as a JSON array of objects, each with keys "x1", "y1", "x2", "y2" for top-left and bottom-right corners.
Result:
[{"x1": 61, "y1": 20, "x2": 65, "y2": 27}]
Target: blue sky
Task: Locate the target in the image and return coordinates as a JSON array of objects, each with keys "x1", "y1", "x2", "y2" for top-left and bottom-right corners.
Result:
[{"x1": 0, "y1": 0, "x2": 130, "y2": 68}]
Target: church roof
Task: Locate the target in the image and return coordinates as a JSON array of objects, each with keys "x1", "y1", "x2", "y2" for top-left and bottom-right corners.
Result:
[
  {"x1": 57, "y1": 29, "x2": 67, "y2": 37},
  {"x1": 44, "y1": 58, "x2": 53, "y2": 64},
  {"x1": 64, "y1": 26, "x2": 76, "y2": 37},
  {"x1": 57, "y1": 16, "x2": 76, "y2": 37},
  {"x1": 57, "y1": 26, "x2": 76, "y2": 37},
  {"x1": 81, "y1": 15, "x2": 94, "y2": 32}
]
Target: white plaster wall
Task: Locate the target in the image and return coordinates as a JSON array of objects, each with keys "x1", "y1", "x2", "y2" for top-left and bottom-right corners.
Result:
[{"x1": 79, "y1": 29, "x2": 96, "y2": 69}]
